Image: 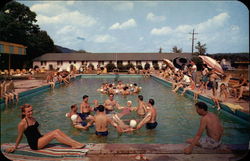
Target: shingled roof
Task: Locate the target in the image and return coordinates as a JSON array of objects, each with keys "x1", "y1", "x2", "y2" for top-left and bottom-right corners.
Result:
[{"x1": 33, "y1": 52, "x2": 193, "y2": 61}]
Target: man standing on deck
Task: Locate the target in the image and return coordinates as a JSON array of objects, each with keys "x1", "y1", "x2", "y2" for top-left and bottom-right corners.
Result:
[{"x1": 184, "y1": 102, "x2": 223, "y2": 154}]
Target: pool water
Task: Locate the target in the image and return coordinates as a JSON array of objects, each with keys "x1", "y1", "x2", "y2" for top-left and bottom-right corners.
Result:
[{"x1": 1, "y1": 75, "x2": 249, "y2": 144}]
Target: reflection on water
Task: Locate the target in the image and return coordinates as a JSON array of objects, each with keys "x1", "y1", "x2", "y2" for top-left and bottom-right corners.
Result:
[{"x1": 1, "y1": 76, "x2": 249, "y2": 144}]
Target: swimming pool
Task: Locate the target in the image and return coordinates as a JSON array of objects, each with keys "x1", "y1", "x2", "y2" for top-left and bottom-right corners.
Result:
[{"x1": 1, "y1": 75, "x2": 249, "y2": 144}]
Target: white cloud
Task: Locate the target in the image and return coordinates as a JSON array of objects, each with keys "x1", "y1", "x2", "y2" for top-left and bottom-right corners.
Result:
[
  {"x1": 109, "y1": 18, "x2": 137, "y2": 30},
  {"x1": 30, "y1": 2, "x2": 68, "y2": 16},
  {"x1": 196, "y1": 12, "x2": 230, "y2": 32},
  {"x1": 93, "y1": 34, "x2": 116, "y2": 43},
  {"x1": 151, "y1": 26, "x2": 172, "y2": 35},
  {"x1": 151, "y1": 12, "x2": 230, "y2": 36},
  {"x1": 66, "y1": 1, "x2": 75, "y2": 5},
  {"x1": 112, "y1": 2, "x2": 134, "y2": 11},
  {"x1": 36, "y1": 11, "x2": 97, "y2": 27},
  {"x1": 175, "y1": 25, "x2": 193, "y2": 33},
  {"x1": 146, "y1": 12, "x2": 166, "y2": 22}
]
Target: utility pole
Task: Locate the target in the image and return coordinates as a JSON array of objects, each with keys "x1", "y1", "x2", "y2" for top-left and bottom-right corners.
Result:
[{"x1": 189, "y1": 29, "x2": 198, "y2": 54}]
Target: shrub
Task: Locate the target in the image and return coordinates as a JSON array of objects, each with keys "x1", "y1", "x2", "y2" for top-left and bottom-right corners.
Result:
[
  {"x1": 144, "y1": 62, "x2": 150, "y2": 70},
  {"x1": 153, "y1": 63, "x2": 159, "y2": 70},
  {"x1": 125, "y1": 63, "x2": 135, "y2": 70},
  {"x1": 136, "y1": 64, "x2": 143, "y2": 70},
  {"x1": 105, "y1": 63, "x2": 116, "y2": 72}
]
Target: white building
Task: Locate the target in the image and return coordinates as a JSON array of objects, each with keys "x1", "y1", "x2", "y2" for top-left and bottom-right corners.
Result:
[{"x1": 33, "y1": 52, "x2": 193, "y2": 71}]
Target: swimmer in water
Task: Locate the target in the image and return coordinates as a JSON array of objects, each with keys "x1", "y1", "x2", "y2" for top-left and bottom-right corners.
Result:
[
  {"x1": 104, "y1": 93, "x2": 119, "y2": 114},
  {"x1": 85, "y1": 105, "x2": 123, "y2": 136},
  {"x1": 136, "y1": 99, "x2": 158, "y2": 130},
  {"x1": 67, "y1": 104, "x2": 88, "y2": 130}
]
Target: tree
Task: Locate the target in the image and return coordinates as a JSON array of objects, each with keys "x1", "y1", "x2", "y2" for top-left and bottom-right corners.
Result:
[
  {"x1": 172, "y1": 46, "x2": 182, "y2": 53},
  {"x1": 76, "y1": 49, "x2": 87, "y2": 53},
  {"x1": 125, "y1": 63, "x2": 135, "y2": 70},
  {"x1": 195, "y1": 41, "x2": 207, "y2": 55},
  {"x1": 0, "y1": 1, "x2": 55, "y2": 69},
  {"x1": 105, "y1": 62, "x2": 116, "y2": 72}
]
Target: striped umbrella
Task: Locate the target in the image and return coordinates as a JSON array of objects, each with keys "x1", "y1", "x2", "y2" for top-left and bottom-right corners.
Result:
[
  {"x1": 163, "y1": 59, "x2": 174, "y2": 69},
  {"x1": 199, "y1": 56, "x2": 224, "y2": 74}
]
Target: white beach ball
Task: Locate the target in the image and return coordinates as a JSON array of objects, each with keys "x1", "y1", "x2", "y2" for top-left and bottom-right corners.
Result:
[
  {"x1": 71, "y1": 114, "x2": 78, "y2": 122},
  {"x1": 129, "y1": 119, "x2": 137, "y2": 128}
]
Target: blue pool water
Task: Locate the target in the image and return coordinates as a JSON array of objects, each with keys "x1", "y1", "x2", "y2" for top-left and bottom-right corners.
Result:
[{"x1": 1, "y1": 75, "x2": 249, "y2": 144}]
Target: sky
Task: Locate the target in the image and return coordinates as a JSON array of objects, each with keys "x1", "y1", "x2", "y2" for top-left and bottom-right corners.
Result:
[{"x1": 19, "y1": 0, "x2": 249, "y2": 54}]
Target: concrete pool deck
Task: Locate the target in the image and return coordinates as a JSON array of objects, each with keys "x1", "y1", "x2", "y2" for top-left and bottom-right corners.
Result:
[
  {"x1": 1, "y1": 143, "x2": 249, "y2": 161},
  {"x1": 1, "y1": 74, "x2": 249, "y2": 160}
]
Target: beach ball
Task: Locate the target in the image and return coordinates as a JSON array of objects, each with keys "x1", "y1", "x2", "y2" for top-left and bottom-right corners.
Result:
[
  {"x1": 65, "y1": 113, "x2": 69, "y2": 117},
  {"x1": 130, "y1": 119, "x2": 137, "y2": 128},
  {"x1": 71, "y1": 114, "x2": 78, "y2": 122}
]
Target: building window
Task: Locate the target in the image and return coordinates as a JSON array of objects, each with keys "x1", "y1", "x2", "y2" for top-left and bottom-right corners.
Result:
[
  {"x1": 128, "y1": 61, "x2": 131, "y2": 64},
  {"x1": 117, "y1": 61, "x2": 123, "y2": 65},
  {"x1": 57, "y1": 61, "x2": 63, "y2": 65},
  {"x1": 69, "y1": 61, "x2": 72, "y2": 64},
  {"x1": 98, "y1": 61, "x2": 104, "y2": 65},
  {"x1": 136, "y1": 61, "x2": 141, "y2": 65},
  {"x1": 41, "y1": 61, "x2": 47, "y2": 66},
  {"x1": 74, "y1": 61, "x2": 76, "y2": 64},
  {"x1": 152, "y1": 60, "x2": 158, "y2": 65},
  {"x1": 109, "y1": 61, "x2": 113, "y2": 64}
]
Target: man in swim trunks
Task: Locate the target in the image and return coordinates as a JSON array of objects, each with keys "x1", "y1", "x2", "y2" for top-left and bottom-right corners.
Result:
[
  {"x1": 134, "y1": 95, "x2": 147, "y2": 117},
  {"x1": 104, "y1": 93, "x2": 119, "y2": 114},
  {"x1": 136, "y1": 99, "x2": 158, "y2": 130},
  {"x1": 85, "y1": 105, "x2": 123, "y2": 136},
  {"x1": 80, "y1": 95, "x2": 97, "y2": 120},
  {"x1": 184, "y1": 102, "x2": 223, "y2": 154}
]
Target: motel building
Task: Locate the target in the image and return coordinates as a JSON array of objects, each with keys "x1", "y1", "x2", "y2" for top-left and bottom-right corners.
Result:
[{"x1": 33, "y1": 52, "x2": 193, "y2": 71}]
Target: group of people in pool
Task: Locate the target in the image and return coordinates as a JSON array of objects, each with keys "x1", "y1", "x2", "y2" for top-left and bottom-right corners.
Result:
[
  {"x1": 66, "y1": 94, "x2": 158, "y2": 136},
  {"x1": 5, "y1": 100, "x2": 224, "y2": 155},
  {"x1": 97, "y1": 81, "x2": 142, "y2": 95}
]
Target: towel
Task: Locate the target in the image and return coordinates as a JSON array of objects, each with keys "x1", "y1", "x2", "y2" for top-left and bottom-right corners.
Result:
[
  {"x1": 223, "y1": 103, "x2": 244, "y2": 112},
  {"x1": 1, "y1": 143, "x2": 94, "y2": 161}
]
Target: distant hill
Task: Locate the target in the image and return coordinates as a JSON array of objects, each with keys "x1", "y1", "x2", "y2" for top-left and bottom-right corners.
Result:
[{"x1": 55, "y1": 45, "x2": 76, "y2": 53}]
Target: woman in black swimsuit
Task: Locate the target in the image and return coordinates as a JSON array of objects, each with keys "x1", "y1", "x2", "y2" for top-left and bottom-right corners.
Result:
[{"x1": 5, "y1": 104, "x2": 85, "y2": 153}]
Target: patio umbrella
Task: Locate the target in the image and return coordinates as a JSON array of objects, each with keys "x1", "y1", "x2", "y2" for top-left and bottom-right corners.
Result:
[
  {"x1": 199, "y1": 56, "x2": 224, "y2": 74},
  {"x1": 163, "y1": 59, "x2": 174, "y2": 68},
  {"x1": 173, "y1": 57, "x2": 189, "y2": 69}
]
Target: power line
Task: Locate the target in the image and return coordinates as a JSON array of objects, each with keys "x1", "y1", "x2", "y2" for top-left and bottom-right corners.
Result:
[{"x1": 189, "y1": 29, "x2": 198, "y2": 54}]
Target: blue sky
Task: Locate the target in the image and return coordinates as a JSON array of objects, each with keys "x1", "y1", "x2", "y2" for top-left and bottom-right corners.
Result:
[{"x1": 19, "y1": 1, "x2": 249, "y2": 53}]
